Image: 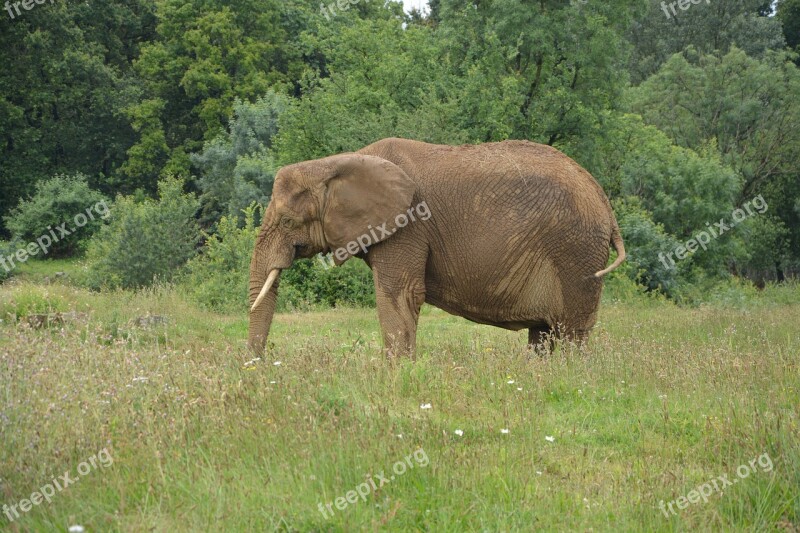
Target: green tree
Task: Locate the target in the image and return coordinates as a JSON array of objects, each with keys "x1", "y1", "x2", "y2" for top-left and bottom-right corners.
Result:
[
  {"x1": 0, "y1": 0, "x2": 156, "y2": 235},
  {"x1": 736, "y1": 216, "x2": 792, "y2": 281},
  {"x1": 191, "y1": 93, "x2": 287, "y2": 225},
  {"x1": 628, "y1": 48, "x2": 800, "y2": 274},
  {"x1": 627, "y1": 0, "x2": 785, "y2": 82},
  {"x1": 613, "y1": 197, "x2": 684, "y2": 294},
  {"x1": 123, "y1": 0, "x2": 301, "y2": 187},
  {"x1": 276, "y1": 0, "x2": 643, "y2": 163},
  {"x1": 435, "y1": 0, "x2": 643, "y2": 147},
  {"x1": 590, "y1": 114, "x2": 743, "y2": 277},
  {"x1": 275, "y1": 15, "x2": 451, "y2": 163},
  {"x1": 777, "y1": 0, "x2": 800, "y2": 55}
]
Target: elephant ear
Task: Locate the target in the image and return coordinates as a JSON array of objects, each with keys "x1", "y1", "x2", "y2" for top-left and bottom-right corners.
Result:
[{"x1": 322, "y1": 154, "x2": 416, "y2": 264}]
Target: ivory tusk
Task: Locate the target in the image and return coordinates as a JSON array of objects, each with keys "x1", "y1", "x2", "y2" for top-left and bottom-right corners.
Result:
[{"x1": 250, "y1": 269, "x2": 280, "y2": 312}]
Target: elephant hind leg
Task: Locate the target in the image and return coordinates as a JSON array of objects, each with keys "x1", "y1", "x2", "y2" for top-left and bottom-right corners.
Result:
[
  {"x1": 528, "y1": 325, "x2": 554, "y2": 354},
  {"x1": 529, "y1": 318, "x2": 593, "y2": 354},
  {"x1": 562, "y1": 327, "x2": 591, "y2": 347},
  {"x1": 558, "y1": 313, "x2": 598, "y2": 349}
]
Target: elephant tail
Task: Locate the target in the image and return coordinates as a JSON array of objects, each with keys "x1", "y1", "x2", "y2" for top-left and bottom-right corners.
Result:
[{"x1": 594, "y1": 218, "x2": 626, "y2": 278}]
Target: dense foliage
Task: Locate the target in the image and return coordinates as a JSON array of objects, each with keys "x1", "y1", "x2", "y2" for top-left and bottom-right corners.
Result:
[
  {"x1": 278, "y1": 258, "x2": 377, "y2": 310},
  {"x1": 85, "y1": 177, "x2": 200, "y2": 289},
  {"x1": 184, "y1": 203, "x2": 375, "y2": 312},
  {"x1": 0, "y1": 241, "x2": 12, "y2": 282},
  {"x1": 1, "y1": 0, "x2": 798, "y2": 300},
  {"x1": 182, "y1": 204, "x2": 262, "y2": 312},
  {"x1": 3, "y1": 174, "x2": 109, "y2": 257},
  {"x1": 191, "y1": 94, "x2": 286, "y2": 226}
]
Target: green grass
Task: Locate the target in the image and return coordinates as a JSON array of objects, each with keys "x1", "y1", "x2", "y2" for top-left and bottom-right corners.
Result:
[{"x1": 1, "y1": 267, "x2": 798, "y2": 531}]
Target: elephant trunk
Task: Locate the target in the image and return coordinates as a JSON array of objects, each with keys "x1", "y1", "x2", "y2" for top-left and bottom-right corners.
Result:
[{"x1": 248, "y1": 260, "x2": 281, "y2": 355}]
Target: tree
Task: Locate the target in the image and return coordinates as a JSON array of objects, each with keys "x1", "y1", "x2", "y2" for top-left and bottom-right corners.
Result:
[
  {"x1": 777, "y1": 0, "x2": 800, "y2": 57},
  {"x1": 122, "y1": 0, "x2": 301, "y2": 189},
  {"x1": 191, "y1": 93, "x2": 287, "y2": 225},
  {"x1": 434, "y1": 0, "x2": 642, "y2": 147},
  {"x1": 0, "y1": 0, "x2": 156, "y2": 235},
  {"x1": 627, "y1": 0, "x2": 785, "y2": 83},
  {"x1": 275, "y1": 0, "x2": 644, "y2": 163},
  {"x1": 589, "y1": 114, "x2": 743, "y2": 277},
  {"x1": 628, "y1": 48, "x2": 800, "y2": 277},
  {"x1": 274, "y1": 15, "x2": 451, "y2": 163}
]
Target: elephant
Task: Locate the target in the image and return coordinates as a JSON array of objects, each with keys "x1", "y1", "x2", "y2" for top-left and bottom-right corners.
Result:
[{"x1": 248, "y1": 137, "x2": 625, "y2": 356}]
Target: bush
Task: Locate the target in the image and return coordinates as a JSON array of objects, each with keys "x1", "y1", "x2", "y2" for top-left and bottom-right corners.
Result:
[
  {"x1": 3, "y1": 174, "x2": 109, "y2": 258},
  {"x1": 0, "y1": 241, "x2": 14, "y2": 282},
  {"x1": 614, "y1": 197, "x2": 685, "y2": 295},
  {"x1": 601, "y1": 269, "x2": 668, "y2": 307},
  {"x1": 279, "y1": 257, "x2": 376, "y2": 311},
  {"x1": 183, "y1": 195, "x2": 375, "y2": 312},
  {"x1": 0, "y1": 284, "x2": 69, "y2": 320},
  {"x1": 735, "y1": 215, "x2": 791, "y2": 283},
  {"x1": 85, "y1": 177, "x2": 200, "y2": 289},
  {"x1": 183, "y1": 204, "x2": 376, "y2": 313},
  {"x1": 182, "y1": 204, "x2": 261, "y2": 312}
]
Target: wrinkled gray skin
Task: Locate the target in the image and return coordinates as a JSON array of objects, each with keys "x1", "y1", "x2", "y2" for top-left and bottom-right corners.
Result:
[{"x1": 249, "y1": 138, "x2": 625, "y2": 356}]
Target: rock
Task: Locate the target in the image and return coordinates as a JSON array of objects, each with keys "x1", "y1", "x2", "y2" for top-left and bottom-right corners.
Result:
[
  {"x1": 132, "y1": 315, "x2": 168, "y2": 328},
  {"x1": 43, "y1": 272, "x2": 67, "y2": 284},
  {"x1": 24, "y1": 314, "x2": 58, "y2": 328},
  {"x1": 23, "y1": 312, "x2": 88, "y2": 328}
]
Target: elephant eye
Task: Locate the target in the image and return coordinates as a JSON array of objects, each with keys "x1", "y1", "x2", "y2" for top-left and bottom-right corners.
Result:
[{"x1": 280, "y1": 217, "x2": 295, "y2": 229}]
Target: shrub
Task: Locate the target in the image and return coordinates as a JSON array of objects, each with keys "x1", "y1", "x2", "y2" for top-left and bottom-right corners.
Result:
[
  {"x1": 0, "y1": 285, "x2": 69, "y2": 320},
  {"x1": 614, "y1": 197, "x2": 685, "y2": 295},
  {"x1": 183, "y1": 204, "x2": 376, "y2": 313},
  {"x1": 279, "y1": 257, "x2": 376, "y2": 310},
  {"x1": 0, "y1": 241, "x2": 14, "y2": 282},
  {"x1": 735, "y1": 215, "x2": 791, "y2": 283},
  {"x1": 601, "y1": 269, "x2": 667, "y2": 307},
  {"x1": 182, "y1": 204, "x2": 261, "y2": 312},
  {"x1": 3, "y1": 174, "x2": 109, "y2": 258},
  {"x1": 85, "y1": 177, "x2": 200, "y2": 289}
]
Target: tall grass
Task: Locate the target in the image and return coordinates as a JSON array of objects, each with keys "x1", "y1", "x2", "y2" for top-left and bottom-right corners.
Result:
[{"x1": 1, "y1": 273, "x2": 798, "y2": 531}]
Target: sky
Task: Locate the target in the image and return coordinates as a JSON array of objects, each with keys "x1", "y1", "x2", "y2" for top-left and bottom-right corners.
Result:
[
  {"x1": 401, "y1": 0, "x2": 429, "y2": 14},
  {"x1": 400, "y1": 0, "x2": 781, "y2": 16}
]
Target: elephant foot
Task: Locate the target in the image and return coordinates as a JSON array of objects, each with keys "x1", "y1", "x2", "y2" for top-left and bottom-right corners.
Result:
[
  {"x1": 527, "y1": 325, "x2": 555, "y2": 355},
  {"x1": 383, "y1": 332, "x2": 416, "y2": 359}
]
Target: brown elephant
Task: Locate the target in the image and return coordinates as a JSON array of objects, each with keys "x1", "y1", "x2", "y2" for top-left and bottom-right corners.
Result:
[{"x1": 248, "y1": 137, "x2": 625, "y2": 356}]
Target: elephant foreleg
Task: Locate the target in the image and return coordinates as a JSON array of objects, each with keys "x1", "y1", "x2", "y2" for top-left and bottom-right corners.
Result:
[{"x1": 368, "y1": 243, "x2": 428, "y2": 358}]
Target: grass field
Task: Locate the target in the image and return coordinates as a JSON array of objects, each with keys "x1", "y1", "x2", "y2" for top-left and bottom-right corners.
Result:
[{"x1": 1, "y1": 262, "x2": 799, "y2": 531}]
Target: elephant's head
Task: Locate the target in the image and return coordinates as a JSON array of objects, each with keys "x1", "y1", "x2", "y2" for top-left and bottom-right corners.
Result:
[{"x1": 248, "y1": 153, "x2": 416, "y2": 354}]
